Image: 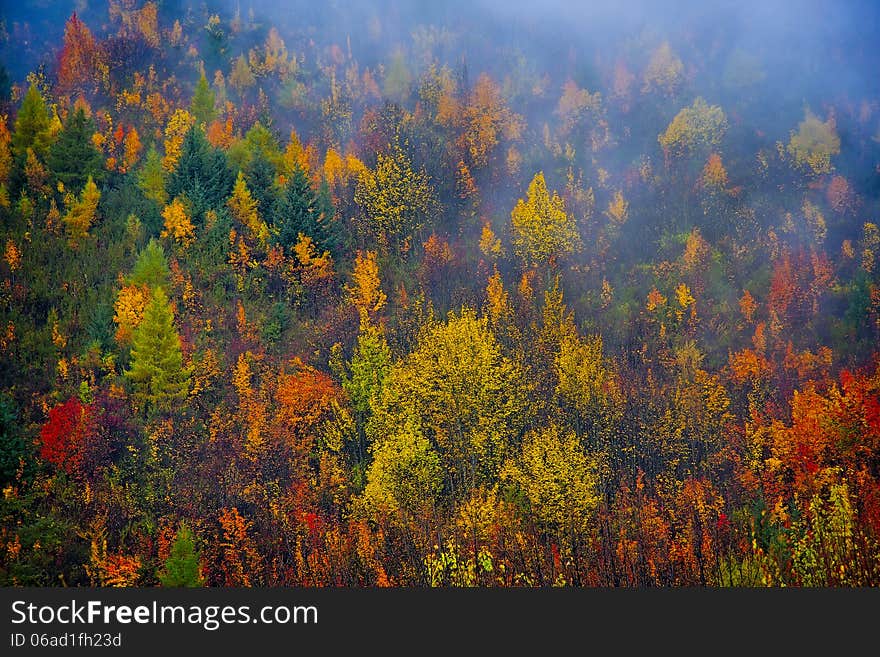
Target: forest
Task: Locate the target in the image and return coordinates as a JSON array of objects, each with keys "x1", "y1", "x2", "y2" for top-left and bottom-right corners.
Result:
[{"x1": 0, "y1": 0, "x2": 879, "y2": 587}]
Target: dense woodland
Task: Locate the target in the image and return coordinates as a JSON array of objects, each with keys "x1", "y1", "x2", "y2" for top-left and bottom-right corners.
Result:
[{"x1": 1, "y1": 0, "x2": 879, "y2": 587}]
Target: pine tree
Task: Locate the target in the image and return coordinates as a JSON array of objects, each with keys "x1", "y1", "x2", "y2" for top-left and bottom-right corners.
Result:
[
  {"x1": 244, "y1": 151, "x2": 276, "y2": 222},
  {"x1": 158, "y1": 523, "x2": 204, "y2": 587},
  {"x1": 272, "y1": 163, "x2": 318, "y2": 253},
  {"x1": 124, "y1": 287, "x2": 190, "y2": 412},
  {"x1": 47, "y1": 107, "x2": 103, "y2": 192},
  {"x1": 190, "y1": 71, "x2": 217, "y2": 127},
  {"x1": 167, "y1": 127, "x2": 233, "y2": 218}
]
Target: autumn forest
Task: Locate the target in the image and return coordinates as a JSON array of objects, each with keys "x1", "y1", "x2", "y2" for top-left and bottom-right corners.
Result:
[{"x1": 0, "y1": 0, "x2": 879, "y2": 587}]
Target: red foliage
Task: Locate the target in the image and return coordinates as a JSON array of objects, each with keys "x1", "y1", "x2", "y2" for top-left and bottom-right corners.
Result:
[{"x1": 39, "y1": 397, "x2": 91, "y2": 475}]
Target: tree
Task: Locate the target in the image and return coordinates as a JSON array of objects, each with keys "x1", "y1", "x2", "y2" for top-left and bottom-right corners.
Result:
[
  {"x1": 124, "y1": 287, "x2": 190, "y2": 412},
  {"x1": 510, "y1": 171, "x2": 580, "y2": 267},
  {"x1": 502, "y1": 423, "x2": 600, "y2": 537},
  {"x1": 272, "y1": 163, "x2": 330, "y2": 254},
  {"x1": 161, "y1": 197, "x2": 196, "y2": 249},
  {"x1": 190, "y1": 71, "x2": 216, "y2": 127},
  {"x1": 63, "y1": 175, "x2": 100, "y2": 245},
  {"x1": 787, "y1": 109, "x2": 840, "y2": 176},
  {"x1": 47, "y1": 107, "x2": 103, "y2": 192},
  {"x1": 162, "y1": 109, "x2": 196, "y2": 171},
  {"x1": 166, "y1": 127, "x2": 234, "y2": 218},
  {"x1": 228, "y1": 170, "x2": 268, "y2": 243},
  {"x1": 12, "y1": 85, "x2": 52, "y2": 161},
  {"x1": 0, "y1": 394, "x2": 33, "y2": 486},
  {"x1": 57, "y1": 12, "x2": 102, "y2": 95},
  {"x1": 130, "y1": 238, "x2": 170, "y2": 289},
  {"x1": 39, "y1": 397, "x2": 91, "y2": 476},
  {"x1": 158, "y1": 523, "x2": 205, "y2": 587},
  {"x1": 369, "y1": 309, "x2": 530, "y2": 497},
  {"x1": 138, "y1": 145, "x2": 167, "y2": 205},
  {"x1": 360, "y1": 415, "x2": 442, "y2": 519},
  {"x1": 658, "y1": 98, "x2": 728, "y2": 158},
  {"x1": 355, "y1": 143, "x2": 436, "y2": 253},
  {"x1": 642, "y1": 41, "x2": 683, "y2": 96}
]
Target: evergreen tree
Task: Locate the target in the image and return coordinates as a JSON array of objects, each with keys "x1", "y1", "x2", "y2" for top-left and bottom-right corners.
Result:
[
  {"x1": 124, "y1": 287, "x2": 190, "y2": 412},
  {"x1": 158, "y1": 522, "x2": 205, "y2": 587},
  {"x1": 244, "y1": 151, "x2": 276, "y2": 222},
  {"x1": 12, "y1": 85, "x2": 52, "y2": 160},
  {"x1": 129, "y1": 238, "x2": 170, "y2": 289},
  {"x1": 272, "y1": 164, "x2": 323, "y2": 254},
  {"x1": 190, "y1": 71, "x2": 216, "y2": 127},
  {"x1": 0, "y1": 394, "x2": 33, "y2": 487},
  {"x1": 167, "y1": 127, "x2": 233, "y2": 219},
  {"x1": 47, "y1": 107, "x2": 103, "y2": 192}
]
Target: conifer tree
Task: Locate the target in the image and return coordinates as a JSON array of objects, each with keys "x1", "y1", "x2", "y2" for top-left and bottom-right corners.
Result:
[
  {"x1": 124, "y1": 287, "x2": 190, "y2": 412},
  {"x1": 158, "y1": 523, "x2": 204, "y2": 587},
  {"x1": 190, "y1": 71, "x2": 217, "y2": 127},
  {"x1": 48, "y1": 107, "x2": 103, "y2": 192},
  {"x1": 12, "y1": 84, "x2": 52, "y2": 160}
]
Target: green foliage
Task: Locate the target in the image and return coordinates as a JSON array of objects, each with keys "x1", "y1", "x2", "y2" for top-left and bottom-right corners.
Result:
[
  {"x1": 47, "y1": 107, "x2": 103, "y2": 192},
  {"x1": 129, "y1": 238, "x2": 170, "y2": 289},
  {"x1": 190, "y1": 72, "x2": 217, "y2": 127},
  {"x1": 0, "y1": 394, "x2": 33, "y2": 487},
  {"x1": 124, "y1": 287, "x2": 190, "y2": 412},
  {"x1": 166, "y1": 127, "x2": 234, "y2": 219},
  {"x1": 12, "y1": 84, "x2": 53, "y2": 160},
  {"x1": 158, "y1": 522, "x2": 205, "y2": 587},
  {"x1": 138, "y1": 146, "x2": 167, "y2": 207}
]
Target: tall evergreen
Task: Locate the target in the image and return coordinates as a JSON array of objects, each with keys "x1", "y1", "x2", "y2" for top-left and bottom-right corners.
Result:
[
  {"x1": 244, "y1": 151, "x2": 276, "y2": 222},
  {"x1": 47, "y1": 107, "x2": 103, "y2": 192},
  {"x1": 166, "y1": 127, "x2": 234, "y2": 219},
  {"x1": 272, "y1": 164, "x2": 333, "y2": 255},
  {"x1": 124, "y1": 287, "x2": 190, "y2": 412}
]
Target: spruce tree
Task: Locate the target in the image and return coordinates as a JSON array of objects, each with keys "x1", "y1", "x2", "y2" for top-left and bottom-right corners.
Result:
[
  {"x1": 166, "y1": 127, "x2": 233, "y2": 218},
  {"x1": 47, "y1": 107, "x2": 103, "y2": 192},
  {"x1": 272, "y1": 163, "x2": 319, "y2": 254},
  {"x1": 124, "y1": 287, "x2": 190, "y2": 412},
  {"x1": 244, "y1": 151, "x2": 276, "y2": 222}
]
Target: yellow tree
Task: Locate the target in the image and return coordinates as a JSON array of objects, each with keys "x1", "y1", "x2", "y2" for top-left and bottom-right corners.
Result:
[
  {"x1": 501, "y1": 423, "x2": 601, "y2": 572},
  {"x1": 228, "y1": 171, "x2": 269, "y2": 244},
  {"x1": 63, "y1": 175, "x2": 100, "y2": 246},
  {"x1": 162, "y1": 109, "x2": 195, "y2": 171},
  {"x1": 510, "y1": 171, "x2": 580, "y2": 267},
  {"x1": 786, "y1": 109, "x2": 840, "y2": 176},
  {"x1": 354, "y1": 143, "x2": 436, "y2": 253},
  {"x1": 642, "y1": 41, "x2": 684, "y2": 97},
  {"x1": 658, "y1": 98, "x2": 728, "y2": 159},
  {"x1": 368, "y1": 309, "x2": 531, "y2": 498},
  {"x1": 161, "y1": 197, "x2": 196, "y2": 249}
]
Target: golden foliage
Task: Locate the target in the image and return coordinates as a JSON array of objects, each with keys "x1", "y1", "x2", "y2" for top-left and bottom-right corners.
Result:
[{"x1": 161, "y1": 197, "x2": 196, "y2": 249}]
